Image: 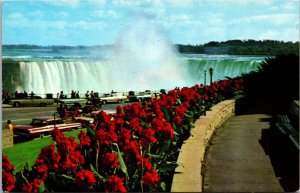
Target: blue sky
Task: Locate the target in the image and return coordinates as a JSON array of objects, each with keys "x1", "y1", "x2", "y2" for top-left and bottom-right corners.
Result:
[{"x1": 3, "y1": 0, "x2": 299, "y2": 46}]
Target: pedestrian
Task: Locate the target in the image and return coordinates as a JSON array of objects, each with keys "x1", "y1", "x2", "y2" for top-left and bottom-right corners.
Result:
[
  {"x1": 75, "y1": 91, "x2": 80, "y2": 98},
  {"x1": 30, "y1": 91, "x2": 35, "y2": 99},
  {"x1": 6, "y1": 120, "x2": 13, "y2": 132},
  {"x1": 85, "y1": 91, "x2": 90, "y2": 99}
]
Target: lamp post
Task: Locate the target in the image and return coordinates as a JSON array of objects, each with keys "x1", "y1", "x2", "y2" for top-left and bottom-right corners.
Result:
[
  {"x1": 209, "y1": 67, "x2": 213, "y2": 85},
  {"x1": 204, "y1": 70, "x2": 207, "y2": 86}
]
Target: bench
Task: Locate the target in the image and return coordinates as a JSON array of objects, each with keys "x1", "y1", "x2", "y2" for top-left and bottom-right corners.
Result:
[{"x1": 275, "y1": 115, "x2": 299, "y2": 150}]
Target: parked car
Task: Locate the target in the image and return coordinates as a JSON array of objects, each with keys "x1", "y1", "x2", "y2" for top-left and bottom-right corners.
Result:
[
  {"x1": 13, "y1": 117, "x2": 82, "y2": 138},
  {"x1": 128, "y1": 90, "x2": 154, "y2": 102},
  {"x1": 9, "y1": 97, "x2": 54, "y2": 107},
  {"x1": 99, "y1": 92, "x2": 127, "y2": 104}
]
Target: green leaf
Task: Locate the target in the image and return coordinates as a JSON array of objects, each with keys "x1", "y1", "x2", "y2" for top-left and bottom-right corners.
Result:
[
  {"x1": 90, "y1": 164, "x2": 106, "y2": 182},
  {"x1": 112, "y1": 143, "x2": 128, "y2": 179},
  {"x1": 86, "y1": 126, "x2": 95, "y2": 136},
  {"x1": 39, "y1": 181, "x2": 46, "y2": 192},
  {"x1": 147, "y1": 153, "x2": 160, "y2": 158},
  {"x1": 161, "y1": 107, "x2": 170, "y2": 122},
  {"x1": 61, "y1": 174, "x2": 75, "y2": 181},
  {"x1": 160, "y1": 182, "x2": 166, "y2": 191},
  {"x1": 141, "y1": 120, "x2": 150, "y2": 128}
]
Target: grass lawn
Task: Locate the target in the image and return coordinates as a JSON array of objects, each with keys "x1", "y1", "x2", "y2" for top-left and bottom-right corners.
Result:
[{"x1": 2, "y1": 128, "x2": 86, "y2": 173}]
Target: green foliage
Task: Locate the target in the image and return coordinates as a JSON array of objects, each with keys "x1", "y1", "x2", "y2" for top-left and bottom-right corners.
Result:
[
  {"x1": 2, "y1": 59, "x2": 22, "y2": 93},
  {"x1": 241, "y1": 54, "x2": 299, "y2": 113},
  {"x1": 176, "y1": 39, "x2": 299, "y2": 55}
]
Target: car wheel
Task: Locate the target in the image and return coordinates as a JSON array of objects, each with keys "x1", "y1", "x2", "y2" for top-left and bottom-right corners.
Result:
[
  {"x1": 14, "y1": 102, "x2": 21, "y2": 108},
  {"x1": 102, "y1": 100, "x2": 107, "y2": 104}
]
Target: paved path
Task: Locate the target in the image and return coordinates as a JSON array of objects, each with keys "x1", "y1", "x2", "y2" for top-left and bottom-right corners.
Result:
[{"x1": 202, "y1": 114, "x2": 284, "y2": 192}]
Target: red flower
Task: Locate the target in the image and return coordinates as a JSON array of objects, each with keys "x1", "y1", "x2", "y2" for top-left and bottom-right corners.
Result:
[
  {"x1": 21, "y1": 183, "x2": 33, "y2": 192},
  {"x1": 122, "y1": 141, "x2": 139, "y2": 160},
  {"x1": 75, "y1": 169, "x2": 96, "y2": 190},
  {"x1": 2, "y1": 155, "x2": 15, "y2": 172},
  {"x1": 129, "y1": 118, "x2": 140, "y2": 130},
  {"x1": 204, "y1": 95, "x2": 209, "y2": 102},
  {"x1": 78, "y1": 131, "x2": 91, "y2": 147},
  {"x1": 174, "y1": 115, "x2": 182, "y2": 126},
  {"x1": 160, "y1": 121, "x2": 175, "y2": 139},
  {"x1": 35, "y1": 164, "x2": 48, "y2": 180},
  {"x1": 21, "y1": 178, "x2": 42, "y2": 192},
  {"x1": 175, "y1": 106, "x2": 187, "y2": 117},
  {"x1": 69, "y1": 151, "x2": 85, "y2": 165},
  {"x1": 95, "y1": 129, "x2": 117, "y2": 146},
  {"x1": 105, "y1": 175, "x2": 127, "y2": 192},
  {"x1": 142, "y1": 129, "x2": 157, "y2": 143},
  {"x1": 103, "y1": 152, "x2": 119, "y2": 168},
  {"x1": 142, "y1": 170, "x2": 160, "y2": 184},
  {"x1": 118, "y1": 128, "x2": 131, "y2": 144},
  {"x1": 137, "y1": 156, "x2": 153, "y2": 171},
  {"x1": 2, "y1": 171, "x2": 15, "y2": 192}
]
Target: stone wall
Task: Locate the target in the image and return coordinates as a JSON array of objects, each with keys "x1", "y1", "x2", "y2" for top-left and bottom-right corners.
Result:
[
  {"x1": 171, "y1": 99, "x2": 236, "y2": 192},
  {"x1": 3, "y1": 129, "x2": 14, "y2": 149}
]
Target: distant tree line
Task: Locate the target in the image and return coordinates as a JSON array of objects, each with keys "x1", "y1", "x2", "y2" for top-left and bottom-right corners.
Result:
[
  {"x1": 176, "y1": 39, "x2": 299, "y2": 55},
  {"x1": 3, "y1": 39, "x2": 299, "y2": 55}
]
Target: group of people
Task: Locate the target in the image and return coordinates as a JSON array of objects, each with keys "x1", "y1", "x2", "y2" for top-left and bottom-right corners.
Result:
[
  {"x1": 14, "y1": 90, "x2": 36, "y2": 99},
  {"x1": 85, "y1": 90, "x2": 99, "y2": 99},
  {"x1": 57, "y1": 90, "x2": 80, "y2": 99}
]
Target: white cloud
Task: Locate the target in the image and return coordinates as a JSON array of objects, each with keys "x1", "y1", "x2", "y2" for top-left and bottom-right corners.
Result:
[
  {"x1": 230, "y1": 14, "x2": 298, "y2": 26},
  {"x1": 57, "y1": 12, "x2": 69, "y2": 19},
  {"x1": 258, "y1": 28, "x2": 299, "y2": 41},
  {"x1": 165, "y1": 0, "x2": 194, "y2": 7},
  {"x1": 282, "y1": 1, "x2": 298, "y2": 10},
  {"x1": 213, "y1": 0, "x2": 273, "y2": 6},
  {"x1": 71, "y1": 20, "x2": 107, "y2": 30},
  {"x1": 8, "y1": 12, "x2": 24, "y2": 20},
  {"x1": 169, "y1": 14, "x2": 192, "y2": 22},
  {"x1": 29, "y1": 10, "x2": 44, "y2": 18},
  {"x1": 92, "y1": 10, "x2": 118, "y2": 18},
  {"x1": 44, "y1": 0, "x2": 81, "y2": 7},
  {"x1": 87, "y1": 0, "x2": 106, "y2": 6}
]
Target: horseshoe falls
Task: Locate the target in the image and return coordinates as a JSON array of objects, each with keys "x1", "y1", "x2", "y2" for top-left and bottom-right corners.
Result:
[{"x1": 3, "y1": 51, "x2": 264, "y2": 95}]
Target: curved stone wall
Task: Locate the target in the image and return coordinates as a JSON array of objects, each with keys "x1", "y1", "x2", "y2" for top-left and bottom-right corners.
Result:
[{"x1": 171, "y1": 99, "x2": 236, "y2": 192}]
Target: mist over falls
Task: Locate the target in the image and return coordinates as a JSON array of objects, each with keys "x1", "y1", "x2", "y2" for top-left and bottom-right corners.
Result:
[
  {"x1": 108, "y1": 16, "x2": 192, "y2": 92},
  {"x1": 18, "y1": 16, "x2": 194, "y2": 94},
  {"x1": 3, "y1": 16, "x2": 265, "y2": 95}
]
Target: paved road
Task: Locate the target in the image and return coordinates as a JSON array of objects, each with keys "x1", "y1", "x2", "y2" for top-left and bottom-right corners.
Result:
[
  {"x1": 202, "y1": 114, "x2": 284, "y2": 192},
  {"x1": 2, "y1": 102, "x2": 134, "y2": 129}
]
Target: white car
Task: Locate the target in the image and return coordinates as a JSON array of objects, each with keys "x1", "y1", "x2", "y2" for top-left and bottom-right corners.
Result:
[{"x1": 100, "y1": 92, "x2": 127, "y2": 104}]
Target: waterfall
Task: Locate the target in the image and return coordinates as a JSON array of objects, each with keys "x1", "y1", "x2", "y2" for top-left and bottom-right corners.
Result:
[{"x1": 15, "y1": 57, "x2": 262, "y2": 95}]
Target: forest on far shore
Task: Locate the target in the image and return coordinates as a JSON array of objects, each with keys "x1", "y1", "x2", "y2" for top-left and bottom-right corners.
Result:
[
  {"x1": 176, "y1": 39, "x2": 299, "y2": 55},
  {"x1": 3, "y1": 39, "x2": 299, "y2": 56}
]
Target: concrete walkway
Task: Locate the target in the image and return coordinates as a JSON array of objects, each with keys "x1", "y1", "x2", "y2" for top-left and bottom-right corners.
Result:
[{"x1": 202, "y1": 114, "x2": 284, "y2": 192}]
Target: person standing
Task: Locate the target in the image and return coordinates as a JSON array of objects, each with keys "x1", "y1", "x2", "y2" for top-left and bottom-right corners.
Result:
[{"x1": 6, "y1": 120, "x2": 13, "y2": 133}]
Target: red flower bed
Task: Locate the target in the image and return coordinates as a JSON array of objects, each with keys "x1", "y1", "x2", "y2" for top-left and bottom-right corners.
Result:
[{"x1": 2, "y1": 78, "x2": 244, "y2": 192}]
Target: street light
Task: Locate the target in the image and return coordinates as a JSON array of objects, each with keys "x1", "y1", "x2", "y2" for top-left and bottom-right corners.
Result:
[{"x1": 209, "y1": 67, "x2": 213, "y2": 85}]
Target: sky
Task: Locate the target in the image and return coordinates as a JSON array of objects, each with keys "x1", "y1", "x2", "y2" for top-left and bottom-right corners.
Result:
[{"x1": 2, "y1": 0, "x2": 299, "y2": 46}]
